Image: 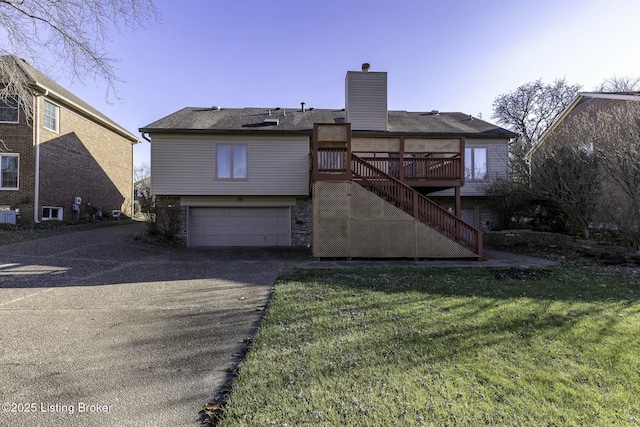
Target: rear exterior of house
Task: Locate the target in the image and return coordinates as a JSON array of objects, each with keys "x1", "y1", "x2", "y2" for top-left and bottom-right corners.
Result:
[
  {"x1": 141, "y1": 65, "x2": 515, "y2": 258},
  {"x1": 0, "y1": 56, "x2": 138, "y2": 223}
]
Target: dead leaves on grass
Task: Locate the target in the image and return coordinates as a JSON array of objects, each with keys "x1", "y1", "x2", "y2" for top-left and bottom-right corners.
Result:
[{"x1": 492, "y1": 267, "x2": 553, "y2": 280}]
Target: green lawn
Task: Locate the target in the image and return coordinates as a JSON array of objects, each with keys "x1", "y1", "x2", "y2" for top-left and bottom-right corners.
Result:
[{"x1": 218, "y1": 267, "x2": 640, "y2": 427}]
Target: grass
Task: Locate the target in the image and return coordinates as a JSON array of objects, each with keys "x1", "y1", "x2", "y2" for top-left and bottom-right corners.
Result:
[{"x1": 218, "y1": 266, "x2": 640, "y2": 427}]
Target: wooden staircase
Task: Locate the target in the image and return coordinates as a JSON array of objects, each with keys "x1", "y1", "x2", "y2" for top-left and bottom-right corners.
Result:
[
  {"x1": 351, "y1": 154, "x2": 483, "y2": 257},
  {"x1": 311, "y1": 122, "x2": 483, "y2": 258}
]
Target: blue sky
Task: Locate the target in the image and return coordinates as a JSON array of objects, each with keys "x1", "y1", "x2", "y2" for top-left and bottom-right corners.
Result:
[{"x1": 33, "y1": 0, "x2": 640, "y2": 167}]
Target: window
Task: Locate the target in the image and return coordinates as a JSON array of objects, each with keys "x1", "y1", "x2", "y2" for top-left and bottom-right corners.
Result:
[
  {"x1": 0, "y1": 154, "x2": 19, "y2": 189},
  {"x1": 216, "y1": 145, "x2": 247, "y2": 179},
  {"x1": 447, "y1": 206, "x2": 478, "y2": 228},
  {"x1": 465, "y1": 147, "x2": 487, "y2": 180},
  {"x1": 42, "y1": 206, "x2": 63, "y2": 221},
  {"x1": 0, "y1": 96, "x2": 19, "y2": 123},
  {"x1": 44, "y1": 100, "x2": 59, "y2": 132}
]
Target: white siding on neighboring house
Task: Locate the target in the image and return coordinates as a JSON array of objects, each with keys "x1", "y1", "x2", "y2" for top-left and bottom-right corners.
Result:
[
  {"x1": 151, "y1": 134, "x2": 310, "y2": 196},
  {"x1": 430, "y1": 138, "x2": 508, "y2": 197}
]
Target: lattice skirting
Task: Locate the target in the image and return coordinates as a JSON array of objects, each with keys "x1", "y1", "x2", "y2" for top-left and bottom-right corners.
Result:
[{"x1": 312, "y1": 181, "x2": 479, "y2": 259}]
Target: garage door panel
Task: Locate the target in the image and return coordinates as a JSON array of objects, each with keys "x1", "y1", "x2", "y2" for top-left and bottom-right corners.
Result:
[
  {"x1": 190, "y1": 207, "x2": 291, "y2": 247},
  {"x1": 190, "y1": 235, "x2": 206, "y2": 246}
]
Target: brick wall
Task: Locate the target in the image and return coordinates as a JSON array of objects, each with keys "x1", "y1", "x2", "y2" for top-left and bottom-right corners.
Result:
[
  {"x1": 38, "y1": 97, "x2": 134, "y2": 222},
  {"x1": 0, "y1": 96, "x2": 35, "y2": 223}
]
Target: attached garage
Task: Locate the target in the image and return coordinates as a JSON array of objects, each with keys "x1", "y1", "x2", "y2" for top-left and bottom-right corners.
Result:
[{"x1": 188, "y1": 207, "x2": 291, "y2": 247}]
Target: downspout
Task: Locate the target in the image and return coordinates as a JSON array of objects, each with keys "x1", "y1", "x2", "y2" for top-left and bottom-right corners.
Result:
[
  {"x1": 33, "y1": 92, "x2": 45, "y2": 222},
  {"x1": 131, "y1": 139, "x2": 136, "y2": 217}
]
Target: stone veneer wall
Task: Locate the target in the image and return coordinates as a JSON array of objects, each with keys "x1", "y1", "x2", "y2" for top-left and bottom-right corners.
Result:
[
  {"x1": 485, "y1": 229, "x2": 640, "y2": 261},
  {"x1": 291, "y1": 197, "x2": 312, "y2": 247}
]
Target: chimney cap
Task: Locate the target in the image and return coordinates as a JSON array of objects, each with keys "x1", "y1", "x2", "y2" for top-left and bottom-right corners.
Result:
[{"x1": 362, "y1": 63, "x2": 370, "y2": 72}]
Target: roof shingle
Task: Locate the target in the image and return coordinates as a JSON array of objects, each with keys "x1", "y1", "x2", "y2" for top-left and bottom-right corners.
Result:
[{"x1": 140, "y1": 107, "x2": 517, "y2": 138}]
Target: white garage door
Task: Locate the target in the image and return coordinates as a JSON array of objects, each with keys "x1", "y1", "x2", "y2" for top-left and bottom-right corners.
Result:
[{"x1": 189, "y1": 207, "x2": 291, "y2": 247}]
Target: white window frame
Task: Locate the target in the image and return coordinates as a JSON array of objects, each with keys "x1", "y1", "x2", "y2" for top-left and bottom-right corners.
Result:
[
  {"x1": 42, "y1": 206, "x2": 63, "y2": 221},
  {"x1": 0, "y1": 96, "x2": 19, "y2": 124},
  {"x1": 216, "y1": 144, "x2": 248, "y2": 180},
  {"x1": 0, "y1": 153, "x2": 19, "y2": 190},
  {"x1": 43, "y1": 99, "x2": 60, "y2": 132},
  {"x1": 465, "y1": 147, "x2": 488, "y2": 180}
]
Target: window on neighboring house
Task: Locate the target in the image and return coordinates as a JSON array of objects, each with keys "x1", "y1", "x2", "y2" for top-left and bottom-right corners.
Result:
[
  {"x1": 43, "y1": 100, "x2": 59, "y2": 132},
  {"x1": 216, "y1": 145, "x2": 247, "y2": 179},
  {"x1": 0, "y1": 154, "x2": 19, "y2": 189},
  {"x1": 42, "y1": 206, "x2": 63, "y2": 221},
  {"x1": 465, "y1": 147, "x2": 487, "y2": 180},
  {"x1": 0, "y1": 96, "x2": 19, "y2": 123}
]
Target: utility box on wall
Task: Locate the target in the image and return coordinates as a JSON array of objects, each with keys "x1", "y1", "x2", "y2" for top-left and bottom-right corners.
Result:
[{"x1": 0, "y1": 210, "x2": 17, "y2": 225}]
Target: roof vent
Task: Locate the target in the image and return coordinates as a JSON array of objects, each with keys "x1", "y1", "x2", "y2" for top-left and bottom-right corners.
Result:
[
  {"x1": 213, "y1": 106, "x2": 221, "y2": 110},
  {"x1": 430, "y1": 110, "x2": 439, "y2": 115},
  {"x1": 263, "y1": 118, "x2": 279, "y2": 125},
  {"x1": 301, "y1": 101, "x2": 305, "y2": 112}
]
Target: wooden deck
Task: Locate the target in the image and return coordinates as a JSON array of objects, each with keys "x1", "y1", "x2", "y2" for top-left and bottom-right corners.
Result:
[{"x1": 311, "y1": 123, "x2": 482, "y2": 258}]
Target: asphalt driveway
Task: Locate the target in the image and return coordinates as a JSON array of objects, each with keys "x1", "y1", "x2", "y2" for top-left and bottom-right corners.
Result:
[
  {"x1": 0, "y1": 223, "x2": 555, "y2": 427},
  {"x1": 0, "y1": 223, "x2": 285, "y2": 427}
]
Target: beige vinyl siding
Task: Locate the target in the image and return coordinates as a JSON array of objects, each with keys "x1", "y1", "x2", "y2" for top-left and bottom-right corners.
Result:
[
  {"x1": 151, "y1": 134, "x2": 309, "y2": 196},
  {"x1": 345, "y1": 71, "x2": 388, "y2": 131},
  {"x1": 431, "y1": 138, "x2": 508, "y2": 197},
  {"x1": 180, "y1": 195, "x2": 297, "y2": 208}
]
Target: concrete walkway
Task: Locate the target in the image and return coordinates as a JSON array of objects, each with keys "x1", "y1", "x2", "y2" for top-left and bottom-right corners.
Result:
[
  {"x1": 0, "y1": 224, "x2": 554, "y2": 427},
  {"x1": 286, "y1": 247, "x2": 557, "y2": 269}
]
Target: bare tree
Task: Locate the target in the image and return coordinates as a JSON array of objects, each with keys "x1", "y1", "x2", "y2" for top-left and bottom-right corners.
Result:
[
  {"x1": 482, "y1": 177, "x2": 532, "y2": 230},
  {"x1": 133, "y1": 161, "x2": 153, "y2": 221},
  {"x1": 595, "y1": 75, "x2": 640, "y2": 92},
  {"x1": 134, "y1": 161, "x2": 151, "y2": 183},
  {"x1": 0, "y1": 0, "x2": 157, "y2": 121},
  {"x1": 566, "y1": 101, "x2": 640, "y2": 244},
  {"x1": 530, "y1": 144, "x2": 600, "y2": 237},
  {"x1": 492, "y1": 78, "x2": 581, "y2": 183}
]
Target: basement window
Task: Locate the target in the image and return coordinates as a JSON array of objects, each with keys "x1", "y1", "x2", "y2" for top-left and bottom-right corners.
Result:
[{"x1": 42, "y1": 206, "x2": 63, "y2": 221}]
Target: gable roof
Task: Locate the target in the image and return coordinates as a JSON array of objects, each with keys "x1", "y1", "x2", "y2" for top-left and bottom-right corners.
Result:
[
  {"x1": 529, "y1": 91, "x2": 640, "y2": 158},
  {"x1": 139, "y1": 107, "x2": 517, "y2": 139},
  {"x1": 1, "y1": 55, "x2": 138, "y2": 143}
]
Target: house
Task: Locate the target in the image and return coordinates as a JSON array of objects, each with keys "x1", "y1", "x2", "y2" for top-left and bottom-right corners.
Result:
[
  {"x1": 529, "y1": 91, "x2": 640, "y2": 234},
  {"x1": 0, "y1": 56, "x2": 138, "y2": 224},
  {"x1": 139, "y1": 64, "x2": 516, "y2": 258},
  {"x1": 530, "y1": 91, "x2": 640, "y2": 157}
]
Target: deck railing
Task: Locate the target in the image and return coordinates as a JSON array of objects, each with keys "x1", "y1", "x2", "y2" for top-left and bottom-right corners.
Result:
[
  {"x1": 351, "y1": 155, "x2": 482, "y2": 257},
  {"x1": 355, "y1": 156, "x2": 462, "y2": 182}
]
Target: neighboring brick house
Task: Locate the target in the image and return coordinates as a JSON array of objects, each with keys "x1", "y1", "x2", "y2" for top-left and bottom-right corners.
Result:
[
  {"x1": 140, "y1": 65, "x2": 515, "y2": 258},
  {"x1": 0, "y1": 56, "x2": 138, "y2": 223},
  {"x1": 531, "y1": 91, "x2": 640, "y2": 155},
  {"x1": 529, "y1": 91, "x2": 640, "y2": 233}
]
